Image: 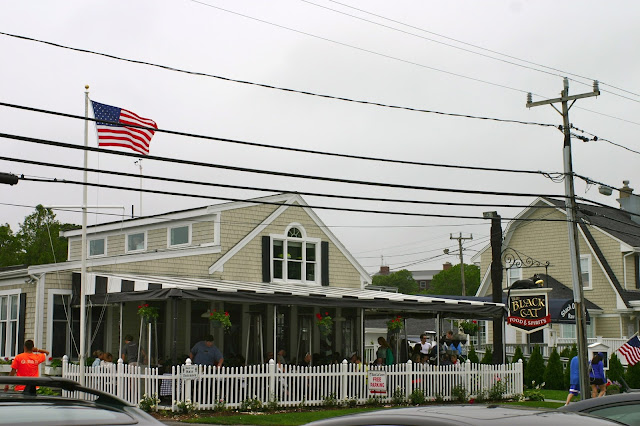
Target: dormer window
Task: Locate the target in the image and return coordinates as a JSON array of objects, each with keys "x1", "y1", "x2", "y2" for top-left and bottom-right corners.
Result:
[
  {"x1": 126, "y1": 232, "x2": 146, "y2": 253},
  {"x1": 271, "y1": 225, "x2": 318, "y2": 284},
  {"x1": 89, "y1": 238, "x2": 106, "y2": 257}
]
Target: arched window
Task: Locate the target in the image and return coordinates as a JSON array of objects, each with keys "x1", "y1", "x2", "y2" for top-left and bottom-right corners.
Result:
[{"x1": 272, "y1": 225, "x2": 319, "y2": 284}]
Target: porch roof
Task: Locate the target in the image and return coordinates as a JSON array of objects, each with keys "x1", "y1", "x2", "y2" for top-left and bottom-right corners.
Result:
[{"x1": 80, "y1": 272, "x2": 506, "y2": 319}]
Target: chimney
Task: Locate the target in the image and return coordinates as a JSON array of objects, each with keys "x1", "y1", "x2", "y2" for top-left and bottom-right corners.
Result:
[
  {"x1": 379, "y1": 265, "x2": 390, "y2": 276},
  {"x1": 617, "y1": 180, "x2": 640, "y2": 225},
  {"x1": 443, "y1": 262, "x2": 452, "y2": 270}
]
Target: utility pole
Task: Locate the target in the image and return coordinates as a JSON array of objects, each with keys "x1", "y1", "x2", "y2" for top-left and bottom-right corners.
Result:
[
  {"x1": 450, "y1": 233, "x2": 473, "y2": 296},
  {"x1": 484, "y1": 211, "x2": 504, "y2": 364},
  {"x1": 526, "y1": 77, "x2": 599, "y2": 399}
]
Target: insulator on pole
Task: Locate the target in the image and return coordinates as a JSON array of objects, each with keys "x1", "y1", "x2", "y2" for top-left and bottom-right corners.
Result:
[
  {"x1": 527, "y1": 92, "x2": 532, "y2": 105},
  {"x1": 593, "y1": 80, "x2": 600, "y2": 92}
]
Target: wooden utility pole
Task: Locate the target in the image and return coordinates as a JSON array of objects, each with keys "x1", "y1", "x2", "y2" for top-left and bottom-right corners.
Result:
[
  {"x1": 526, "y1": 78, "x2": 599, "y2": 398},
  {"x1": 450, "y1": 233, "x2": 473, "y2": 296}
]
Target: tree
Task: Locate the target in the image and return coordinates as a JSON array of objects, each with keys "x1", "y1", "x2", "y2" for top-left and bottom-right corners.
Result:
[
  {"x1": 467, "y1": 345, "x2": 479, "y2": 363},
  {"x1": 625, "y1": 360, "x2": 640, "y2": 388},
  {"x1": 0, "y1": 205, "x2": 79, "y2": 268},
  {"x1": 526, "y1": 346, "x2": 545, "y2": 388},
  {"x1": 0, "y1": 224, "x2": 22, "y2": 267},
  {"x1": 543, "y1": 348, "x2": 564, "y2": 390},
  {"x1": 608, "y1": 353, "x2": 624, "y2": 383},
  {"x1": 371, "y1": 269, "x2": 419, "y2": 294},
  {"x1": 425, "y1": 263, "x2": 480, "y2": 296},
  {"x1": 481, "y1": 347, "x2": 493, "y2": 364},
  {"x1": 512, "y1": 346, "x2": 527, "y2": 387}
]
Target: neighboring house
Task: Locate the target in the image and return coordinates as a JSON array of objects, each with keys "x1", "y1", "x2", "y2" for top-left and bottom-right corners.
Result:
[
  {"x1": 472, "y1": 183, "x2": 640, "y2": 360},
  {"x1": 411, "y1": 267, "x2": 447, "y2": 292},
  {"x1": 0, "y1": 193, "x2": 503, "y2": 367}
]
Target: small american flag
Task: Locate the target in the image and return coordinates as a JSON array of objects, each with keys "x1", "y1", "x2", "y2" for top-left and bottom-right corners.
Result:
[
  {"x1": 618, "y1": 335, "x2": 640, "y2": 366},
  {"x1": 91, "y1": 101, "x2": 157, "y2": 155}
]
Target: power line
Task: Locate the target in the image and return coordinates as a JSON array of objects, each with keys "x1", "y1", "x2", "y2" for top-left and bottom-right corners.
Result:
[
  {"x1": 0, "y1": 101, "x2": 559, "y2": 174},
  {"x1": 1, "y1": 154, "x2": 568, "y2": 210},
  {"x1": 0, "y1": 132, "x2": 571, "y2": 199},
  {"x1": 312, "y1": 0, "x2": 640, "y2": 102}
]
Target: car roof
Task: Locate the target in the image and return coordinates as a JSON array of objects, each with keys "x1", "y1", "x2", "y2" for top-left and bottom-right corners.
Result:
[
  {"x1": 306, "y1": 404, "x2": 622, "y2": 425},
  {"x1": 559, "y1": 392, "x2": 640, "y2": 412}
]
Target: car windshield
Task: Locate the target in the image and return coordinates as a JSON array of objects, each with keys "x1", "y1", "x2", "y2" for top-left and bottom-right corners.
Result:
[
  {"x1": 588, "y1": 404, "x2": 640, "y2": 426},
  {"x1": 0, "y1": 402, "x2": 137, "y2": 426}
]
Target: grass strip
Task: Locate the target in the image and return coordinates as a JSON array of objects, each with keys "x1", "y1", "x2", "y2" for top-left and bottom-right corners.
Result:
[{"x1": 184, "y1": 407, "x2": 385, "y2": 425}]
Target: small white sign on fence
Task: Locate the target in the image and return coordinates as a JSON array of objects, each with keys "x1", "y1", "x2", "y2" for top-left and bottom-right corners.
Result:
[
  {"x1": 182, "y1": 365, "x2": 198, "y2": 380},
  {"x1": 368, "y1": 370, "x2": 387, "y2": 396}
]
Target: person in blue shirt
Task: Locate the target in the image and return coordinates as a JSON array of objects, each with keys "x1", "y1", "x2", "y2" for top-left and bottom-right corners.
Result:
[
  {"x1": 589, "y1": 352, "x2": 606, "y2": 398},
  {"x1": 564, "y1": 355, "x2": 580, "y2": 405},
  {"x1": 190, "y1": 334, "x2": 224, "y2": 367}
]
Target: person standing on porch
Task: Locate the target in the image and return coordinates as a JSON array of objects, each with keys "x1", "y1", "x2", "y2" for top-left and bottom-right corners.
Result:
[
  {"x1": 121, "y1": 334, "x2": 143, "y2": 366},
  {"x1": 4, "y1": 339, "x2": 49, "y2": 392},
  {"x1": 190, "y1": 334, "x2": 224, "y2": 367}
]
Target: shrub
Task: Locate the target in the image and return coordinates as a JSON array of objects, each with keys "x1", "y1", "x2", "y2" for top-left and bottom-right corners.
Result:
[
  {"x1": 563, "y1": 345, "x2": 578, "y2": 389},
  {"x1": 606, "y1": 384, "x2": 621, "y2": 395},
  {"x1": 559, "y1": 345, "x2": 576, "y2": 358},
  {"x1": 409, "y1": 388, "x2": 426, "y2": 405},
  {"x1": 487, "y1": 377, "x2": 506, "y2": 400},
  {"x1": 392, "y1": 387, "x2": 406, "y2": 405},
  {"x1": 433, "y1": 393, "x2": 444, "y2": 403},
  {"x1": 323, "y1": 393, "x2": 339, "y2": 407},
  {"x1": 524, "y1": 389, "x2": 544, "y2": 401},
  {"x1": 626, "y1": 361, "x2": 640, "y2": 388},
  {"x1": 139, "y1": 394, "x2": 159, "y2": 412},
  {"x1": 512, "y1": 346, "x2": 524, "y2": 363},
  {"x1": 608, "y1": 353, "x2": 625, "y2": 383},
  {"x1": 480, "y1": 347, "x2": 493, "y2": 365},
  {"x1": 36, "y1": 386, "x2": 60, "y2": 396},
  {"x1": 240, "y1": 397, "x2": 263, "y2": 412},
  {"x1": 467, "y1": 345, "x2": 479, "y2": 364},
  {"x1": 175, "y1": 399, "x2": 197, "y2": 414},
  {"x1": 213, "y1": 399, "x2": 228, "y2": 412},
  {"x1": 265, "y1": 397, "x2": 279, "y2": 412},
  {"x1": 543, "y1": 348, "x2": 564, "y2": 390},
  {"x1": 452, "y1": 384, "x2": 468, "y2": 403},
  {"x1": 526, "y1": 346, "x2": 545, "y2": 388},
  {"x1": 366, "y1": 396, "x2": 383, "y2": 406},
  {"x1": 345, "y1": 397, "x2": 358, "y2": 407}
]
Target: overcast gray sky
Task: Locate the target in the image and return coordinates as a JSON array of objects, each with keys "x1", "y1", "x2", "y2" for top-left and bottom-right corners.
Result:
[{"x1": 1, "y1": 0, "x2": 638, "y2": 274}]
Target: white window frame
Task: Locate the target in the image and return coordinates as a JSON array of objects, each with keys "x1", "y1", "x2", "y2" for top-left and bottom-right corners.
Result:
[
  {"x1": 46, "y1": 289, "x2": 73, "y2": 361},
  {"x1": 88, "y1": 237, "x2": 107, "y2": 257},
  {"x1": 270, "y1": 224, "x2": 320, "y2": 285},
  {"x1": 0, "y1": 289, "x2": 21, "y2": 358},
  {"x1": 560, "y1": 323, "x2": 576, "y2": 339},
  {"x1": 125, "y1": 231, "x2": 147, "y2": 253},
  {"x1": 506, "y1": 261, "x2": 522, "y2": 287},
  {"x1": 580, "y1": 254, "x2": 592, "y2": 290},
  {"x1": 167, "y1": 224, "x2": 192, "y2": 248}
]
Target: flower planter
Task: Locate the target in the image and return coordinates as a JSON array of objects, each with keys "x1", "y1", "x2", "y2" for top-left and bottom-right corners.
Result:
[{"x1": 44, "y1": 366, "x2": 62, "y2": 376}]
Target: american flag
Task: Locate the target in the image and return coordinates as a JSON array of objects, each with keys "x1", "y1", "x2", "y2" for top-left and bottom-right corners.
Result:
[
  {"x1": 618, "y1": 335, "x2": 640, "y2": 366},
  {"x1": 91, "y1": 101, "x2": 157, "y2": 156}
]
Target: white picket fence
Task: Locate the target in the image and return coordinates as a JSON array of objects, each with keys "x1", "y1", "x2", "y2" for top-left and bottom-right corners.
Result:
[{"x1": 62, "y1": 356, "x2": 523, "y2": 411}]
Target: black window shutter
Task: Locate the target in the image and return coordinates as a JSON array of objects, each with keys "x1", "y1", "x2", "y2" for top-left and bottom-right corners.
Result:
[
  {"x1": 636, "y1": 254, "x2": 640, "y2": 290},
  {"x1": 321, "y1": 241, "x2": 329, "y2": 286},
  {"x1": 17, "y1": 293, "x2": 26, "y2": 354},
  {"x1": 262, "y1": 236, "x2": 271, "y2": 283}
]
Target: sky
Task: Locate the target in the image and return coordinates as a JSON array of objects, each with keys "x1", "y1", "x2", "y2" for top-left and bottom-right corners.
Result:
[{"x1": 1, "y1": 0, "x2": 638, "y2": 275}]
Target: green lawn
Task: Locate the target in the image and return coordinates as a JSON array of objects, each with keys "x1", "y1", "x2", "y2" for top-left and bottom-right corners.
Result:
[
  {"x1": 183, "y1": 407, "x2": 385, "y2": 425},
  {"x1": 538, "y1": 389, "x2": 583, "y2": 401}
]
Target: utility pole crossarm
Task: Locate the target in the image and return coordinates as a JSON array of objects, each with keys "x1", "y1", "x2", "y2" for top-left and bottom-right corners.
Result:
[{"x1": 527, "y1": 90, "x2": 600, "y2": 108}]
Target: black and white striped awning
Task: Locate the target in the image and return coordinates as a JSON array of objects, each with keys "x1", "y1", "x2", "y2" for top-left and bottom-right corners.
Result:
[{"x1": 75, "y1": 272, "x2": 506, "y2": 318}]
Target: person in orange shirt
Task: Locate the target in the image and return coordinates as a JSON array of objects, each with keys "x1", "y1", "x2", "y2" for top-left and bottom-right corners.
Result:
[{"x1": 4, "y1": 339, "x2": 49, "y2": 391}]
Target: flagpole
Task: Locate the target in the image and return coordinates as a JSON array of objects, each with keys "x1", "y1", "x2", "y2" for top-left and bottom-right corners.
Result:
[{"x1": 80, "y1": 85, "x2": 89, "y2": 386}]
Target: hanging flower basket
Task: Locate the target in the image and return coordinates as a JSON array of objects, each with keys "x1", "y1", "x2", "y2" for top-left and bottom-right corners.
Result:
[
  {"x1": 137, "y1": 304, "x2": 159, "y2": 321},
  {"x1": 386, "y1": 315, "x2": 404, "y2": 332},
  {"x1": 316, "y1": 312, "x2": 333, "y2": 336},
  {"x1": 209, "y1": 309, "x2": 232, "y2": 330},
  {"x1": 459, "y1": 320, "x2": 478, "y2": 336}
]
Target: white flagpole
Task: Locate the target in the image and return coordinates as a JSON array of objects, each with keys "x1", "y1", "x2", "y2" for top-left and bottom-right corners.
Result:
[
  {"x1": 134, "y1": 159, "x2": 143, "y2": 216},
  {"x1": 79, "y1": 85, "x2": 89, "y2": 386}
]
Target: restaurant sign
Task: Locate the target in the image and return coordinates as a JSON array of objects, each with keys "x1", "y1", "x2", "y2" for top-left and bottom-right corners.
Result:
[{"x1": 507, "y1": 289, "x2": 551, "y2": 334}]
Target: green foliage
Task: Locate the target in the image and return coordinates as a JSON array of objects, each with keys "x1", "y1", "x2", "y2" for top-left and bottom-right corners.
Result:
[
  {"x1": 524, "y1": 389, "x2": 545, "y2": 401},
  {"x1": 488, "y1": 378, "x2": 507, "y2": 400},
  {"x1": 543, "y1": 349, "x2": 564, "y2": 390},
  {"x1": 480, "y1": 347, "x2": 493, "y2": 364},
  {"x1": 559, "y1": 345, "x2": 576, "y2": 358},
  {"x1": 36, "y1": 386, "x2": 60, "y2": 396},
  {"x1": 175, "y1": 399, "x2": 197, "y2": 414},
  {"x1": 240, "y1": 397, "x2": 263, "y2": 412},
  {"x1": 371, "y1": 269, "x2": 419, "y2": 294},
  {"x1": 433, "y1": 393, "x2": 444, "y2": 403},
  {"x1": 526, "y1": 346, "x2": 545, "y2": 388},
  {"x1": 409, "y1": 388, "x2": 426, "y2": 405},
  {"x1": 625, "y1": 360, "x2": 640, "y2": 388},
  {"x1": 425, "y1": 263, "x2": 480, "y2": 296},
  {"x1": 323, "y1": 393, "x2": 339, "y2": 407},
  {"x1": 139, "y1": 394, "x2": 159, "y2": 412},
  {"x1": 606, "y1": 385, "x2": 621, "y2": 395},
  {"x1": 467, "y1": 345, "x2": 479, "y2": 363},
  {"x1": 452, "y1": 384, "x2": 468, "y2": 403},
  {"x1": 265, "y1": 397, "x2": 279, "y2": 412},
  {"x1": 608, "y1": 353, "x2": 625, "y2": 383},
  {"x1": 345, "y1": 397, "x2": 357, "y2": 408},
  {"x1": 214, "y1": 399, "x2": 228, "y2": 412},
  {"x1": 563, "y1": 346, "x2": 578, "y2": 389},
  {"x1": 0, "y1": 205, "x2": 79, "y2": 268},
  {"x1": 391, "y1": 387, "x2": 406, "y2": 405},
  {"x1": 366, "y1": 396, "x2": 383, "y2": 406}
]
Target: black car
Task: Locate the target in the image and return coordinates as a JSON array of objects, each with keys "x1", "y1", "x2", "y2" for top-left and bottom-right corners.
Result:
[
  {"x1": 559, "y1": 393, "x2": 640, "y2": 425},
  {"x1": 306, "y1": 404, "x2": 624, "y2": 426},
  {"x1": 0, "y1": 376, "x2": 162, "y2": 426}
]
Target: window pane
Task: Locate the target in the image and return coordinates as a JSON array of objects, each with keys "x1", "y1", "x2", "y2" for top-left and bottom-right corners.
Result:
[
  {"x1": 288, "y1": 242, "x2": 302, "y2": 260},
  {"x1": 287, "y1": 227, "x2": 301, "y2": 238},
  {"x1": 170, "y1": 226, "x2": 189, "y2": 245},
  {"x1": 306, "y1": 263, "x2": 315, "y2": 281},
  {"x1": 51, "y1": 321, "x2": 67, "y2": 358},
  {"x1": 89, "y1": 239, "x2": 105, "y2": 256},
  {"x1": 288, "y1": 261, "x2": 302, "y2": 280},
  {"x1": 10, "y1": 295, "x2": 18, "y2": 320},
  {"x1": 0, "y1": 296, "x2": 6, "y2": 320},
  {"x1": 127, "y1": 233, "x2": 145, "y2": 251},
  {"x1": 306, "y1": 243, "x2": 316, "y2": 261},
  {"x1": 273, "y1": 259, "x2": 283, "y2": 279},
  {"x1": 10, "y1": 322, "x2": 17, "y2": 357},
  {"x1": 53, "y1": 295, "x2": 68, "y2": 320},
  {"x1": 273, "y1": 240, "x2": 283, "y2": 259},
  {"x1": 0, "y1": 323, "x2": 6, "y2": 357}
]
